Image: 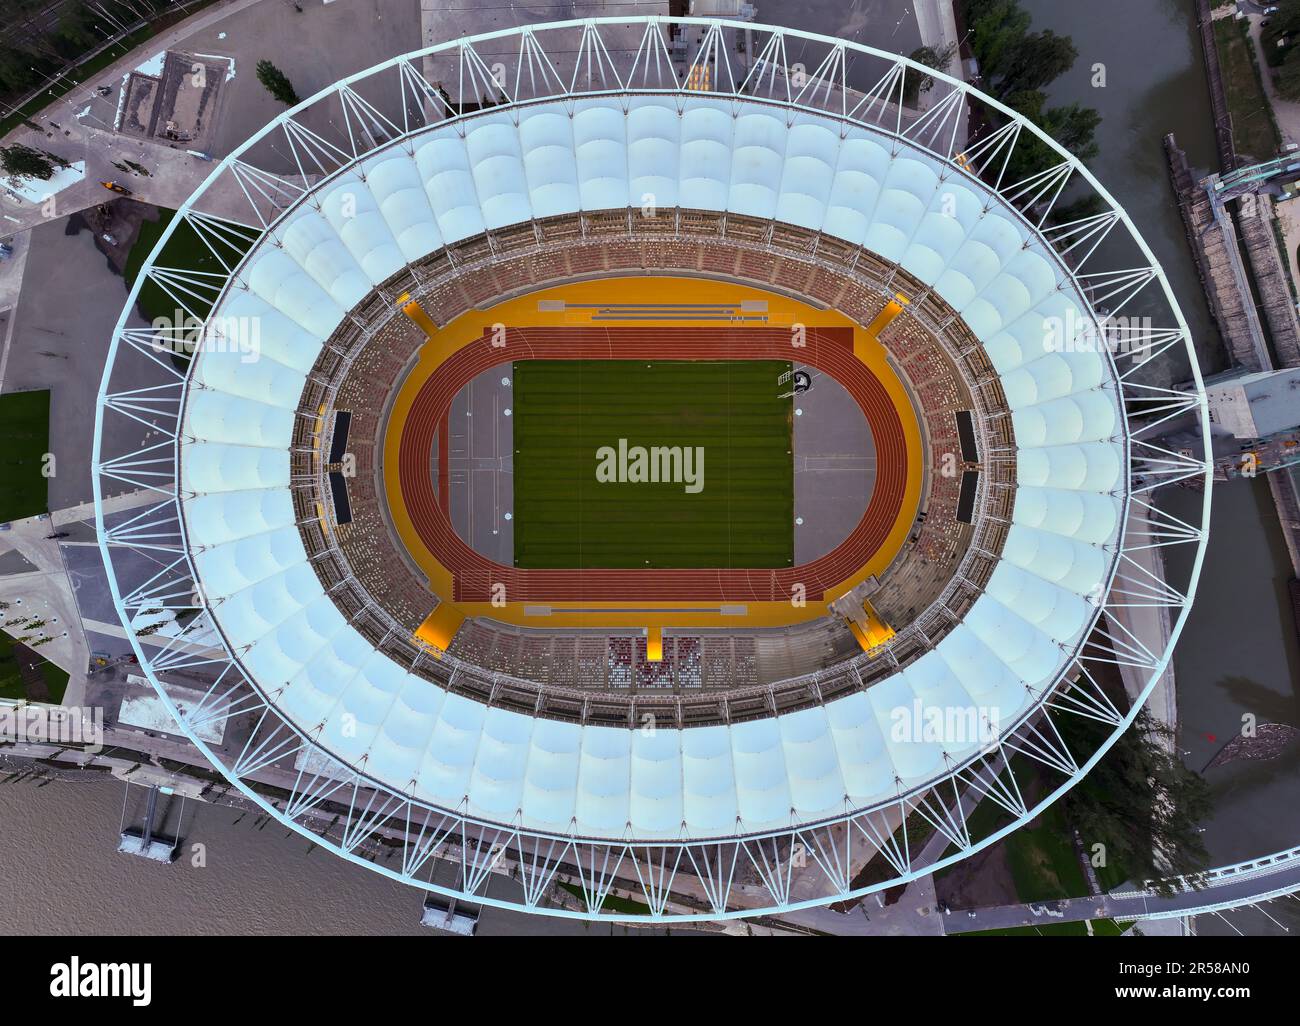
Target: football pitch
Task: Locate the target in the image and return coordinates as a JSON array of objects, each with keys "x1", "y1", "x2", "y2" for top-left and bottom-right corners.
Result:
[{"x1": 512, "y1": 360, "x2": 794, "y2": 569}]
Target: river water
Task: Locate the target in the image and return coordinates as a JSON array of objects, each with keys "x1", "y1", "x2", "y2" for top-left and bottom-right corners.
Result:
[
  {"x1": 785, "y1": 0, "x2": 1300, "y2": 932},
  {"x1": 1019, "y1": 0, "x2": 1300, "y2": 934},
  {"x1": 1017, "y1": 0, "x2": 1225, "y2": 371}
]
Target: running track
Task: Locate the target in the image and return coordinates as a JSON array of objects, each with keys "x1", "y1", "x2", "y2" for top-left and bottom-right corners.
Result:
[{"x1": 396, "y1": 326, "x2": 910, "y2": 602}]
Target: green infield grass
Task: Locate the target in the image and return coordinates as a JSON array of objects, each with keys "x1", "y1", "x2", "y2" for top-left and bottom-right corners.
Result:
[
  {"x1": 0, "y1": 389, "x2": 50, "y2": 523},
  {"x1": 512, "y1": 360, "x2": 793, "y2": 569}
]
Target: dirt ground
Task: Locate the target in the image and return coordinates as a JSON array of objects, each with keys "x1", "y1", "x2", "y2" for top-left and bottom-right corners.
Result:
[
  {"x1": 933, "y1": 838, "x2": 1018, "y2": 910},
  {"x1": 64, "y1": 197, "x2": 162, "y2": 277}
]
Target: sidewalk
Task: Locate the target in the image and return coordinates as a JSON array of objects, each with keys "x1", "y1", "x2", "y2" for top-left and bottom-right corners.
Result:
[
  {"x1": 0, "y1": 230, "x2": 31, "y2": 391},
  {"x1": 0, "y1": 512, "x2": 91, "y2": 699},
  {"x1": 1109, "y1": 504, "x2": 1180, "y2": 738},
  {"x1": 0, "y1": 490, "x2": 161, "y2": 704},
  {"x1": 0, "y1": 0, "x2": 270, "y2": 242},
  {"x1": 915, "y1": 0, "x2": 960, "y2": 59}
]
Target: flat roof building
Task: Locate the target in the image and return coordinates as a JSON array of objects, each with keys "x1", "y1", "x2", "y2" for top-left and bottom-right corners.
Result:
[{"x1": 1206, "y1": 367, "x2": 1300, "y2": 439}]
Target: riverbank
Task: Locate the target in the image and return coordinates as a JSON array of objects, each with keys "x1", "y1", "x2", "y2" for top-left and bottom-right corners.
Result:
[{"x1": 1175, "y1": 0, "x2": 1300, "y2": 606}]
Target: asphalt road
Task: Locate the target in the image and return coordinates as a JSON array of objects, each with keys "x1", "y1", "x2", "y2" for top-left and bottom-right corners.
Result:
[{"x1": 3, "y1": 217, "x2": 164, "y2": 510}]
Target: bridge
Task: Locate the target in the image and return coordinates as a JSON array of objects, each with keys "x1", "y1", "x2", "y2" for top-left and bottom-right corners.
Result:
[{"x1": 944, "y1": 844, "x2": 1300, "y2": 933}]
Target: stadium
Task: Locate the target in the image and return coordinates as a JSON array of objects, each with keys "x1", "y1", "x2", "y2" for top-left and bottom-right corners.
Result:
[{"x1": 93, "y1": 17, "x2": 1211, "y2": 921}]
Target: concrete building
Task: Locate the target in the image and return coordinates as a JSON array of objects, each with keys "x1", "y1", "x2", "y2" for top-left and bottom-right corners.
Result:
[{"x1": 1206, "y1": 367, "x2": 1300, "y2": 438}]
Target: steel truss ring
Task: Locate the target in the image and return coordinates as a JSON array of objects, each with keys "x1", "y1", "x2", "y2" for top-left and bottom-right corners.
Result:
[{"x1": 93, "y1": 16, "x2": 1212, "y2": 921}]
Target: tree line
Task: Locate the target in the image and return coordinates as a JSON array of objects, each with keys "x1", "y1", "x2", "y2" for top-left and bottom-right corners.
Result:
[
  {"x1": 0, "y1": 0, "x2": 172, "y2": 102},
  {"x1": 1261, "y1": 1, "x2": 1300, "y2": 101},
  {"x1": 960, "y1": 0, "x2": 1102, "y2": 187}
]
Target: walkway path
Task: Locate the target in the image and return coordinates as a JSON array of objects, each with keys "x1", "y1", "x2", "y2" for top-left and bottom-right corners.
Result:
[
  {"x1": 946, "y1": 844, "x2": 1300, "y2": 932},
  {"x1": 0, "y1": 488, "x2": 164, "y2": 706}
]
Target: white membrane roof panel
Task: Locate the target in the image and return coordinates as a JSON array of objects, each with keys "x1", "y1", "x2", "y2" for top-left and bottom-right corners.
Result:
[{"x1": 179, "y1": 96, "x2": 1124, "y2": 840}]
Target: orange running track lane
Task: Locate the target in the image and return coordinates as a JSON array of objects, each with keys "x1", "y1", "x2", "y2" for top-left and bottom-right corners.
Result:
[{"x1": 397, "y1": 326, "x2": 909, "y2": 603}]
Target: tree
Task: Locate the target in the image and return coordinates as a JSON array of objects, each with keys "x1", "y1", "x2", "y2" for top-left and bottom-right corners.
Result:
[
  {"x1": 962, "y1": 1, "x2": 1079, "y2": 101},
  {"x1": 1039, "y1": 101, "x2": 1103, "y2": 159},
  {"x1": 1001, "y1": 89, "x2": 1101, "y2": 183},
  {"x1": 52, "y1": 3, "x2": 102, "y2": 59},
  {"x1": 1060, "y1": 708, "x2": 1214, "y2": 896},
  {"x1": 256, "y1": 59, "x2": 300, "y2": 106},
  {"x1": 963, "y1": 0, "x2": 1032, "y2": 90},
  {"x1": 1045, "y1": 193, "x2": 1107, "y2": 228},
  {"x1": 1278, "y1": 54, "x2": 1300, "y2": 101},
  {"x1": 0, "y1": 144, "x2": 59, "y2": 182},
  {"x1": 903, "y1": 42, "x2": 958, "y2": 106},
  {"x1": 0, "y1": 45, "x2": 55, "y2": 95},
  {"x1": 1261, "y1": 0, "x2": 1300, "y2": 67},
  {"x1": 995, "y1": 29, "x2": 1078, "y2": 97}
]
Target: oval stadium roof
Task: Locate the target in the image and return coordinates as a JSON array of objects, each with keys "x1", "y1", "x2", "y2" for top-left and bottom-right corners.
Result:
[{"x1": 178, "y1": 94, "x2": 1125, "y2": 841}]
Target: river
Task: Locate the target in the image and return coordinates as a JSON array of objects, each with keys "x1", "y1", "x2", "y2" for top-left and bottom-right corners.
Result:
[{"x1": 1020, "y1": 0, "x2": 1300, "y2": 935}]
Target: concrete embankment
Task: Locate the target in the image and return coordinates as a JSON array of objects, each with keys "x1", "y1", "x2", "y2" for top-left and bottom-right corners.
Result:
[{"x1": 1165, "y1": 134, "x2": 1270, "y2": 370}]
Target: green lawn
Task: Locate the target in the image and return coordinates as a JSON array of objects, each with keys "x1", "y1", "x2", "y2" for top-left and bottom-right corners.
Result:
[
  {"x1": 959, "y1": 919, "x2": 1133, "y2": 938},
  {"x1": 1215, "y1": 18, "x2": 1282, "y2": 162},
  {"x1": 556, "y1": 881, "x2": 653, "y2": 916},
  {"x1": 0, "y1": 628, "x2": 69, "y2": 704},
  {"x1": 0, "y1": 389, "x2": 50, "y2": 523},
  {"x1": 122, "y1": 207, "x2": 256, "y2": 372},
  {"x1": 123, "y1": 207, "x2": 241, "y2": 325},
  {"x1": 512, "y1": 360, "x2": 794, "y2": 569},
  {"x1": 1000, "y1": 799, "x2": 1093, "y2": 903},
  {"x1": 934, "y1": 760, "x2": 1095, "y2": 904}
]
